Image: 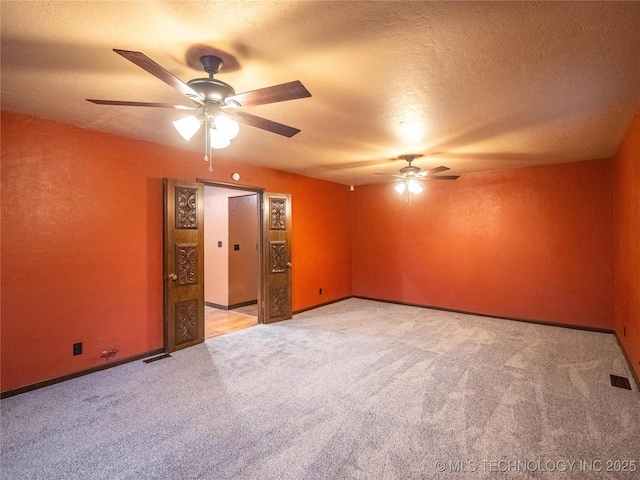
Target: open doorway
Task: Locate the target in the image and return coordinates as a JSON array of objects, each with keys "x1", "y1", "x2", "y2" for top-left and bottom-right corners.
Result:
[
  {"x1": 203, "y1": 184, "x2": 260, "y2": 338},
  {"x1": 163, "y1": 179, "x2": 292, "y2": 352}
]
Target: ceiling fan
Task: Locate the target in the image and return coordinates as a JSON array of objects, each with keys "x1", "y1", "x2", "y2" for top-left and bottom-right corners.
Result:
[
  {"x1": 87, "y1": 49, "x2": 311, "y2": 170},
  {"x1": 375, "y1": 154, "x2": 459, "y2": 201}
]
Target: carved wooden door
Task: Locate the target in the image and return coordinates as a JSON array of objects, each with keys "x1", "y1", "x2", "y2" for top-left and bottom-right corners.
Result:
[
  {"x1": 163, "y1": 178, "x2": 205, "y2": 352},
  {"x1": 263, "y1": 193, "x2": 292, "y2": 323}
]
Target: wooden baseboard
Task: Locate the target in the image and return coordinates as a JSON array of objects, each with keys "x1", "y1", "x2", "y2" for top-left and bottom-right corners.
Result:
[
  {"x1": 293, "y1": 296, "x2": 353, "y2": 315},
  {"x1": 229, "y1": 300, "x2": 258, "y2": 310},
  {"x1": 205, "y1": 300, "x2": 258, "y2": 311},
  {"x1": 352, "y1": 295, "x2": 615, "y2": 334},
  {"x1": 613, "y1": 332, "x2": 640, "y2": 390},
  {"x1": 205, "y1": 301, "x2": 228, "y2": 310},
  {"x1": 0, "y1": 348, "x2": 165, "y2": 399}
]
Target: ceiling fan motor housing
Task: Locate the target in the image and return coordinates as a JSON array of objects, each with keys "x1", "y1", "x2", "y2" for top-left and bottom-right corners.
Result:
[
  {"x1": 184, "y1": 55, "x2": 236, "y2": 103},
  {"x1": 187, "y1": 78, "x2": 235, "y2": 103},
  {"x1": 400, "y1": 165, "x2": 421, "y2": 176}
]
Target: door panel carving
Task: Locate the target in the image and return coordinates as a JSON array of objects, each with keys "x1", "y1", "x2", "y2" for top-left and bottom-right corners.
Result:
[
  {"x1": 269, "y1": 198, "x2": 286, "y2": 230},
  {"x1": 175, "y1": 186, "x2": 198, "y2": 229},
  {"x1": 176, "y1": 244, "x2": 197, "y2": 285},
  {"x1": 175, "y1": 299, "x2": 198, "y2": 345},
  {"x1": 270, "y1": 241, "x2": 286, "y2": 273},
  {"x1": 270, "y1": 286, "x2": 287, "y2": 318}
]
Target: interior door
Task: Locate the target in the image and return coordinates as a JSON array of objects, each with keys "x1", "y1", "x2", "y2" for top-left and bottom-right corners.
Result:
[
  {"x1": 263, "y1": 192, "x2": 292, "y2": 323},
  {"x1": 163, "y1": 178, "x2": 205, "y2": 352}
]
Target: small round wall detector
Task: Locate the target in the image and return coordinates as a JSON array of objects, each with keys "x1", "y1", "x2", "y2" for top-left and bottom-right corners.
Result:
[{"x1": 231, "y1": 173, "x2": 240, "y2": 181}]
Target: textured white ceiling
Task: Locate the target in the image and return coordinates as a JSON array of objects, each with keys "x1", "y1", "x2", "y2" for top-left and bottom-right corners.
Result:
[{"x1": 2, "y1": 1, "x2": 640, "y2": 185}]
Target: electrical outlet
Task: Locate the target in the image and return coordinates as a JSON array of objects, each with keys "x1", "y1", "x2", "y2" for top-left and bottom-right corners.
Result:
[
  {"x1": 319, "y1": 288, "x2": 323, "y2": 295},
  {"x1": 73, "y1": 342, "x2": 82, "y2": 356}
]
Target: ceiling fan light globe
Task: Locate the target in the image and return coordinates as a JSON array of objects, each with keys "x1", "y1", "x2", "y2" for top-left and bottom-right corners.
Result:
[
  {"x1": 173, "y1": 115, "x2": 201, "y2": 141},
  {"x1": 214, "y1": 114, "x2": 240, "y2": 140},
  {"x1": 408, "y1": 180, "x2": 423, "y2": 194},
  {"x1": 209, "y1": 128, "x2": 231, "y2": 149},
  {"x1": 395, "y1": 183, "x2": 407, "y2": 194}
]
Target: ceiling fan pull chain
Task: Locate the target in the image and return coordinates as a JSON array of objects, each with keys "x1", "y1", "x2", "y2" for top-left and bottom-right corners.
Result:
[
  {"x1": 204, "y1": 118, "x2": 210, "y2": 163},
  {"x1": 206, "y1": 118, "x2": 214, "y2": 172}
]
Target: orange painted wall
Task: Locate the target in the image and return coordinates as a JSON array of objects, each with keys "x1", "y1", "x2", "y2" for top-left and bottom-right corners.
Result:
[
  {"x1": 1, "y1": 111, "x2": 352, "y2": 393},
  {"x1": 614, "y1": 110, "x2": 640, "y2": 381},
  {"x1": 3, "y1": 109, "x2": 632, "y2": 393},
  {"x1": 352, "y1": 159, "x2": 615, "y2": 329}
]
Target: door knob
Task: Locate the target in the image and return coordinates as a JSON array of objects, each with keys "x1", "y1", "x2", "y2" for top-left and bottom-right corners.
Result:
[
  {"x1": 168, "y1": 273, "x2": 177, "y2": 281},
  {"x1": 286, "y1": 262, "x2": 292, "y2": 268}
]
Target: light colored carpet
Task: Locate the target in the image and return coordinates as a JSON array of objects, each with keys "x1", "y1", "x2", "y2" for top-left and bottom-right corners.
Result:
[{"x1": 2, "y1": 298, "x2": 638, "y2": 479}]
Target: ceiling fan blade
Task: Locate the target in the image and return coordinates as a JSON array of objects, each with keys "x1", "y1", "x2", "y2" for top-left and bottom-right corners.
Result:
[
  {"x1": 426, "y1": 166, "x2": 451, "y2": 175},
  {"x1": 414, "y1": 165, "x2": 451, "y2": 177},
  {"x1": 228, "y1": 111, "x2": 301, "y2": 137},
  {"x1": 428, "y1": 175, "x2": 460, "y2": 180},
  {"x1": 426, "y1": 165, "x2": 451, "y2": 175},
  {"x1": 86, "y1": 99, "x2": 198, "y2": 110},
  {"x1": 113, "y1": 49, "x2": 203, "y2": 104},
  {"x1": 375, "y1": 173, "x2": 406, "y2": 178},
  {"x1": 227, "y1": 81, "x2": 311, "y2": 107}
]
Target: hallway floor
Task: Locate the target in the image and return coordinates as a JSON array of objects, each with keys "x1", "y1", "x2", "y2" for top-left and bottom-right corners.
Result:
[{"x1": 205, "y1": 304, "x2": 258, "y2": 338}]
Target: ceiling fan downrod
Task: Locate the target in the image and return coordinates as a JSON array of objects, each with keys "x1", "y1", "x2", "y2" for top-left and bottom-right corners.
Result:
[{"x1": 399, "y1": 154, "x2": 421, "y2": 177}]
